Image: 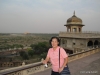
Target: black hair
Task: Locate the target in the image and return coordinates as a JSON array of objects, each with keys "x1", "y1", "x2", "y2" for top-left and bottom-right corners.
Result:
[{"x1": 49, "y1": 36, "x2": 60, "y2": 46}]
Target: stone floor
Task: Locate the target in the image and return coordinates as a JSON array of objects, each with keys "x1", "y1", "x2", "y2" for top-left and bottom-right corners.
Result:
[{"x1": 33, "y1": 51, "x2": 100, "y2": 75}]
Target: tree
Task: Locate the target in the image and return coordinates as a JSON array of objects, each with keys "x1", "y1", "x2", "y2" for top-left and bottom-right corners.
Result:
[
  {"x1": 30, "y1": 42, "x2": 50, "y2": 54},
  {"x1": 15, "y1": 44, "x2": 20, "y2": 49},
  {"x1": 10, "y1": 45, "x2": 14, "y2": 50},
  {"x1": 19, "y1": 51, "x2": 29, "y2": 60},
  {"x1": 23, "y1": 53, "x2": 29, "y2": 60},
  {"x1": 0, "y1": 46, "x2": 3, "y2": 51},
  {"x1": 30, "y1": 44, "x2": 35, "y2": 49},
  {"x1": 19, "y1": 44, "x2": 24, "y2": 49},
  {"x1": 40, "y1": 52, "x2": 47, "y2": 59},
  {"x1": 28, "y1": 50, "x2": 34, "y2": 57},
  {"x1": 27, "y1": 47, "x2": 32, "y2": 51},
  {"x1": 19, "y1": 51, "x2": 25, "y2": 57}
]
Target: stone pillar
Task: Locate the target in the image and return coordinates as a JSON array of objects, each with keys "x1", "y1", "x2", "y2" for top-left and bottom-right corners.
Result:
[
  {"x1": 69, "y1": 26, "x2": 71, "y2": 32},
  {"x1": 93, "y1": 41, "x2": 94, "y2": 49},
  {"x1": 41, "y1": 58, "x2": 45, "y2": 71},
  {"x1": 80, "y1": 27, "x2": 82, "y2": 32},
  {"x1": 22, "y1": 62, "x2": 25, "y2": 66},
  {"x1": 77, "y1": 27, "x2": 79, "y2": 33},
  {"x1": 22, "y1": 62, "x2": 27, "y2": 75},
  {"x1": 67, "y1": 27, "x2": 69, "y2": 32},
  {"x1": 71, "y1": 27, "x2": 73, "y2": 32},
  {"x1": 96, "y1": 45, "x2": 98, "y2": 48},
  {"x1": 22, "y1": 70, "x2": 27, "y2": 75},
  {"x1": 41, "y1": 58, "x2": 44, "y2": 62},
  {"x1": 86, "y1": 40, "x2": 88, "y2": 50}
]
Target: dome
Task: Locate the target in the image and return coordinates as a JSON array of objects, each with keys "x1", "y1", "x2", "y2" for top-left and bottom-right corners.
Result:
[{"x1": 67, "y1": 11, "x2": 82, "y2": 24}]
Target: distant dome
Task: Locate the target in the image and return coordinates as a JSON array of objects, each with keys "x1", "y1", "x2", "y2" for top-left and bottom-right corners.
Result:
[
  {"x1": 64, "y1": 11, "x2": 85, "y2": 33},
  {"x1": 67, "y1": 11, "x2": 82, "y2": 24}
]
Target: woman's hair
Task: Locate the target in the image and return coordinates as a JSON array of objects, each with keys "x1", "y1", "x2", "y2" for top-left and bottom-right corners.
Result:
[{"x1": 49, "y1": 36, "x2": 60, "y2": 46}]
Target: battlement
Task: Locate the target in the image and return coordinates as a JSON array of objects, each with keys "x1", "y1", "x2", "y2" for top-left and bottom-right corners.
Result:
[{"x1": 59, "y1": 31, "x2": 100, "y2": 38}]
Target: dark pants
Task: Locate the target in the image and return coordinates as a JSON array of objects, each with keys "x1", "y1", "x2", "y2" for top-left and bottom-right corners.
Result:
[
  {"x1": 51, "y1": 70, "x2": 60, "y2": 75},
  {"x1": 51, "y1": 66, "x2": 70, "y2": 75}
]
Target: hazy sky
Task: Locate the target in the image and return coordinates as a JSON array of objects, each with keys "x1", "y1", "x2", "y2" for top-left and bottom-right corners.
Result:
[{"x1": 0, "y1": 0, "x2": 100, "y2": 33}]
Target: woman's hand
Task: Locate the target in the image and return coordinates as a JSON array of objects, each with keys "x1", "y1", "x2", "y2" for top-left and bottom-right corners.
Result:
[
  {"x1": 58, "y1": 67, "x2": 64, "y2": 73},
  {"x1": 42, "y1": 57, "x2": 49, "y2": 64},
  {"x1": 42, "y1": 60, "x2": 47, "y2": 64}
]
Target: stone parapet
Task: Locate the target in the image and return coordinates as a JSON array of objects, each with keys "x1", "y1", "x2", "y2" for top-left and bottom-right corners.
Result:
[
  {"x1": 59, "y1": 31, "x2": 100, "y2": 38},
  {"x1": 0, "y1": 48, "x2": 99, "y2": 75},
  {"x1": 68, "y1": 48, "x2": 99, "y2": 62}
]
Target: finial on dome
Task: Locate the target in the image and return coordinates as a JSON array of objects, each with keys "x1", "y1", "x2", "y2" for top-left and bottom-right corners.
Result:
[{"x1": 73, "y1": 10, "x2": 75, "y2": 15}]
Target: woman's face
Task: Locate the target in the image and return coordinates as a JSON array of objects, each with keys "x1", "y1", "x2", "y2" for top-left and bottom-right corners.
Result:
[{"x1": 51, "y1": 38, "x2": 59, "y2": 48}]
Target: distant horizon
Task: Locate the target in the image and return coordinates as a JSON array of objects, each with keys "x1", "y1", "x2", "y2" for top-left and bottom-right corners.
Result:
[
  {"x1": 0, "y1": 32, "x2": 59, "y2": 34},
  {"x1": 1, "y1": 30, "x2": 100, "y2": 34}
]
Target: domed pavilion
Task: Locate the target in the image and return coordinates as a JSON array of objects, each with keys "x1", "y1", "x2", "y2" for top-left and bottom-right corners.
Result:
[
  {"x1": 59, "y1": 11, "x2": 100, "y2": 54},
  {"x1": 64, "y1": 11, "x2": 84, "y2": 33}
]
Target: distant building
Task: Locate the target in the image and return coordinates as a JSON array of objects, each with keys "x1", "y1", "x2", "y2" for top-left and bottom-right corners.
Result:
[{"x1": 59, "y1": 11, "x2": 100, "y2": 54}]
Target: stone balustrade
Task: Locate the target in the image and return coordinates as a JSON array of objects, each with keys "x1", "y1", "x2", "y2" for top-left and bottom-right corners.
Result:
[
  {"x1": 60, "y1": 31, "x2": 100, "y2": 33},
  {"x1": 68, "y1": 48, "x2": 99, "y2": 62},
  {"x1": 0, "y1": 48, "x2": 99, "y2": 75},
  {"x1": 82, "y1": 31, "x2": 100, "y2": 34},
  {"x1": 0, "y1": 62, "x2": 51, "y2": 75},
  {"x1": 59, "y1": 31, "x2": 100, "y2": 38}
]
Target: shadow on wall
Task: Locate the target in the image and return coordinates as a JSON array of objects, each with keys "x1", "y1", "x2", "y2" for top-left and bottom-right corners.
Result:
[{"x1": 64, "y1": 49, "x2": 73, "y2": 54}]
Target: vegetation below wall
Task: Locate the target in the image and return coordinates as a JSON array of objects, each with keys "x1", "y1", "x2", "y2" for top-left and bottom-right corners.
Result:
[
  {"x1": 0, "y1": 33, "x2": 58, "y2": 63},
  {"x1": 17, "y1": 42, "x2": 50, "y2": 62}
]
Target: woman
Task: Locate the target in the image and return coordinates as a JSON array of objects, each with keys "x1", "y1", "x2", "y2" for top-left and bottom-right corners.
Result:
[{"x1": 43, "y1": 36, "x2": 69, "y2": 75}]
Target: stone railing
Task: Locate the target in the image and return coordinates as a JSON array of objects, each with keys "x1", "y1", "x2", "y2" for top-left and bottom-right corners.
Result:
[
  {"x1": 82, "y1": 31, "x2": 100, "y2": 34},
  {"x1": 60, "y1": 31, "x2": 100, "y2": 34},
  {"x1": 0, "y1": 48, "x2": 99, "y2": 75},
  {"x1": 68, "y1": 48, "x2": 99, "y2": 62},
  {"x1": 59, "y1": 31, "x2": 100, "y2": 38},
  {"x1": 0, "y1": 62, "x2": 51, "y2": 75}
]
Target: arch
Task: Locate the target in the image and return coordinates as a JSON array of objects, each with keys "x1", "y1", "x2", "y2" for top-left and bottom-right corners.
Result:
[
  {"x1": 8, "y1": 64, "x2": 9, "y2": 67},
  {"x1": 68, "y1": 28, "x2": 70, "y2": 32},
  {"x1": 79, "y1": 28, "x2": 81, "y2": 32},
  {"x1": 11, "y1": 64, "x2": 13, "y2": 67},
  {"x1": 61, "y1": 39, "x2": 67, "y2": 48},
  {"x1": 62, "y1": 39, "x2": 65, "y2": 44},
  {"x1": 87, "y1": 41, "x2": 93, "y2": 47},
  {"x1": 4, "y1": 64, "x2": 6, "y2": 67},
  {"x1": 94, "y1": 40, "x2": 99, "y2": 48},
  {"x1": 73, "y1": 28, "x2": 77, "y2": 32},
  {"x1": 94, "y1": 40, "x2": 99, "y2": 45},
  {"x1": 0, "y1": 64, "x2": 2, "y2": 67},
  {"x1": 98, "y1": 42, "x2": 100, "y2": 48}
]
